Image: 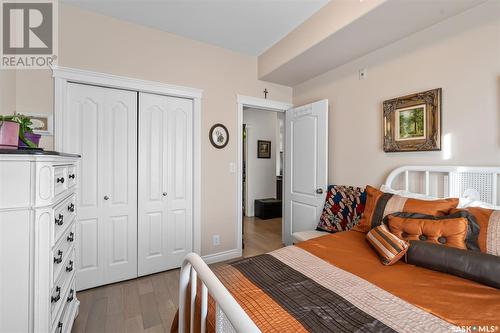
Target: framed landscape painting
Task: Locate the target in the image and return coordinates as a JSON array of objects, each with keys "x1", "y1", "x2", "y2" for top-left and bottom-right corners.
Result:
[{"x1": 383, "y1": 88, "x2": 441, "y2": 152}]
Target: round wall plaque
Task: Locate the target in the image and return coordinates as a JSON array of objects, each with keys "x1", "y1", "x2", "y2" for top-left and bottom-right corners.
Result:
[{"x1": 209, "y1": 123, "x2": 229, "y2": 149}]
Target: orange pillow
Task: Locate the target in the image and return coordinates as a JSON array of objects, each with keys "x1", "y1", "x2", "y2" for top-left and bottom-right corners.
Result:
[
  {"x1": 386, "y1": 213, "x2": 469, "y2": 250},
  {"x1": 451, "y1": 207, "x2": 500, "y2": 256},
  {"x1": 352, "y1": 186, "x2": 459, "y2": 233}
]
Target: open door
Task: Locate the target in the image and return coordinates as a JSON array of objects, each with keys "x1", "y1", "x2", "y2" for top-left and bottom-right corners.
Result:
[{"x1": 284, "y1": 100, "x2": 328, "y2": 245}]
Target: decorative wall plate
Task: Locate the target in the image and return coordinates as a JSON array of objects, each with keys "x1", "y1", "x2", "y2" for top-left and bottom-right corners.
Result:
[{"x1": 209, "y1": 123, "x2": 229, "y2": 149}]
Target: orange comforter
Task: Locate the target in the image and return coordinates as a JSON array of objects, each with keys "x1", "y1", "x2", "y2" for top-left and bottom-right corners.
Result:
[
  {"x1": 298, "y1": 231, "x2": 500, "y2": 328},
  {"x1": 174, "y1": 231, "x2": 500, "y2": 332}
]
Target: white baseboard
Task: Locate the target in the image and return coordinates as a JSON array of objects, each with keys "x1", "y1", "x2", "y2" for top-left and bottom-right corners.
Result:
[{"x1": 201, "y1": 248, "x2": 242, "y2": 264}]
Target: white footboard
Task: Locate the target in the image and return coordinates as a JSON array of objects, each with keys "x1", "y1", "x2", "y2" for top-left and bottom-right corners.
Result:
[{"x1": 178, "y1": 253, "x2": 261, "y2": 333}]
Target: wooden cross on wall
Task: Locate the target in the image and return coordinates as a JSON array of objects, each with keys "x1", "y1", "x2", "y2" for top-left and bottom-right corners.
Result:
[{"x1": 263, "y1": 88, "x2": 268, "y2": 99}]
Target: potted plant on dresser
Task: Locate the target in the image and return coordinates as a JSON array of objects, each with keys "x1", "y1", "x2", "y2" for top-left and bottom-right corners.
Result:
[
  {"x1": 13, "y1": 114, "x2": 42, "y2": 148},
  {"x1": 0, "y1": 113, "x2": 42, "y2": 149},
  {"x1": 0, "y1": 115, "x2": 20, "y2": 149}
]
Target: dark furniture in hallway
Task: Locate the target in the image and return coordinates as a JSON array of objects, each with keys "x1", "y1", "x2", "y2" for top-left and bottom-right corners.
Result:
[{"x1": 255, "y1": 198, "x2": 282, "y2": 219}]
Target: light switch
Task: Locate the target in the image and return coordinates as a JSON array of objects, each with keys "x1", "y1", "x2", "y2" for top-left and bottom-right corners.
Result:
[{"x1": 229, "y1": 162, "x2": 236, "y2": 173}]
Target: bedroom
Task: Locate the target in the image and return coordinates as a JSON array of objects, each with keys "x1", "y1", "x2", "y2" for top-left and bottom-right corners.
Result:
[{"x1": 0, "y1": 0, "x2": 499, "y2": 332}]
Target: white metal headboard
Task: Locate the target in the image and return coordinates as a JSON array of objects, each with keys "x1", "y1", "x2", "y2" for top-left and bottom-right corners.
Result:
[{"x1": 385, "y1": 166, "x2": 500, "y2": 205}]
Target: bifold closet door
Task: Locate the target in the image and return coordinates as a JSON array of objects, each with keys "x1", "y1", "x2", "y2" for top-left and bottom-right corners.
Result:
[
  {"x1": 138, "y1": 92, "x2": 193, "y2": 276},
  {"x1": 65, "y1": 83, "x2": 138, "y2": 290}
]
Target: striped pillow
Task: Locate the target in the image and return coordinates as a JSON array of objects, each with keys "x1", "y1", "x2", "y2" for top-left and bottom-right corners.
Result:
[
  {"x1": 353, "y1": 185, "x2": 459, "y2": 233},
  {"x1": 366, "y1": 224, "x2": 409, "y2": 265},
  {"x1": 451, "y1": 207, "x2": 500, "y2": 256}
]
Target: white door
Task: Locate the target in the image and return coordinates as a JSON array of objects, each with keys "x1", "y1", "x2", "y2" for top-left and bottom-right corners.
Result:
[
  {"x1": 65, "y1": 83, "x2": 138, "y2": 290},
  {"x1": 138, "y1": 92, "x2": 193, "y2": 276},
  {"x1": 284, "y1": 100, "x2": 328, "y2": 245}
]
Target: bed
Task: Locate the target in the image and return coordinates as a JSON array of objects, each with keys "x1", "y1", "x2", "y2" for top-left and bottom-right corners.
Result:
[{"x1": 176, "y1": 166, "x2": 500, "y2": 333}]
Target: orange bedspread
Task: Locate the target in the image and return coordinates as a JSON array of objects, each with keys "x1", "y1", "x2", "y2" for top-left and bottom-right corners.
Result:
[
  {"x1": 174, "y1": 231, "x2": 500, "y2": 332},
  {"x1": 297, "y1": 231, "x2": 500, "y2": 327}
]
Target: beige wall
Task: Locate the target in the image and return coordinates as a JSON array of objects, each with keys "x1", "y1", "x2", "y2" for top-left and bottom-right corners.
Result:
[
  {"x1": 0, "y1": 70, "x2": 16, "y2": 115},
  {"x1": 16, "y1": 4, "x2": 292, "y2": 255},
  {"x1": 293, "y1": 2, "x2": 500, "y2": 188}
]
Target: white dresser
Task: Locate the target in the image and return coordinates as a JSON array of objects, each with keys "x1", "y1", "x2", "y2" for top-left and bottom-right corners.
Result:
[{"x1": 0, "y1": 151, "x2": 80, "y2": 333}]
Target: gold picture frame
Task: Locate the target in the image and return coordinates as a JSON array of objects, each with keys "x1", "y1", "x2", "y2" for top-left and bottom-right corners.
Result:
[{"x1": 383, "y1": 88, "x2": 441, "y2": 152}]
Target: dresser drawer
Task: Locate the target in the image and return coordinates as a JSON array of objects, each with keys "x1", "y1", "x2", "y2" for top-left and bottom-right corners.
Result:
[
  {"x1": 51, "y1": 250, "x2": 75, "y2": 325},
  {"x1": 35, "y1": 161, "x2": 78, "y2": 207},
  {"x1": 52, "y1": 277, "x2": 76, "y2": 333},
  {"x1": 54, "y1": 166, "x2": 68, "y2": 197},
  {"x1": 53, "y1": 194, "x2": 76, "y2": 244},
  {"x1": 52, "y1": 223, "x2": 76, "y2": 283},
  {"x1": 67, "y1": 165, "x2": 77, "y2": 189}
]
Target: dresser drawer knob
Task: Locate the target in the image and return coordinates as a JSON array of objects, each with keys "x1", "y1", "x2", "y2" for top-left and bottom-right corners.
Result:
[
  {"x1": 67, "y1": 232, "x2": 74, "y2": 242},
  {"x1": 55, "y1": 214, "x2": 64, "y2": 226},
  {"x1": 66, "y1": 260, "x2": 74, "y2": 272},
  {"x1": 51, "y1": 286, "x2": 61, "y2": 303},
  {"x1": 56, "y1": 177, "x2": 65, "y2": 184},
  {"x1": 69, "y1": 174, "x2": 76, "y2": 179},
  {"x1": 54, "y1": 250, "x2": 63, "y2": 264},
  {"x1": 67, "y1": 289, "x2": 75, "y2": 303},
  {"x1": 67, "y1": 203, "x2": 75, "y2": 212}
]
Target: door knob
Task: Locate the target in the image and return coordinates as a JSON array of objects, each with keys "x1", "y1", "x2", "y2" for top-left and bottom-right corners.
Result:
[
  {"x1": 316, "y1": 188, "x2": 324, "y2": 194},
  {"x1": 162, "y1": 192, "x2": 167, "y2": 197},
  {"x1": 104, "y1": 195, "x2": 110, "y2": 200}
]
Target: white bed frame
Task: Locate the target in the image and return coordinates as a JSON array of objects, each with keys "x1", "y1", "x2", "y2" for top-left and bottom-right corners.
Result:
[
  {"x1": 386, "y1": 165, "x2": 500, "y2": 205},
  {"x1": 179, "y1": 165, "x2": 500, "y2": 333}
]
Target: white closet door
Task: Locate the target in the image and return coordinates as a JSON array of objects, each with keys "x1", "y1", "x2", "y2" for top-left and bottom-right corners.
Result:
[
  {"x1": 65, "y1": 83, "x2": 138, "y2": 290},
  {"x1": 138, "y1": 92, "x2": 193, "y2": 276}
]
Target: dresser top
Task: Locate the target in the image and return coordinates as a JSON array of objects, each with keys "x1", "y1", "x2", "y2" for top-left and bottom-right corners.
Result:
[{"x1": 0, "y1": 149, "x2": 81, "y2": 158}]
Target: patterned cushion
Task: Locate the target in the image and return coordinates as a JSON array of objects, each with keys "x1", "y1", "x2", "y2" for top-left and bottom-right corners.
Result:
[
  {"x1": 451, "y1": 207, "x2": 500, "y2": 256},
  {"x1": 316, "y1": 185, "x2": 367, "y2": 233},
  {"x1": 366, "y1": 224, "x2": 409, "y2": 265},
  {"x1": 352, "y1": 186, "x2": 459, "y2": 233}
]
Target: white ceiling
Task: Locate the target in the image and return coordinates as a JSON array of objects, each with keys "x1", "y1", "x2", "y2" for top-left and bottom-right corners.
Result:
[{"x1": 63, "y1": 0, "x2": 330, "y2": 56}]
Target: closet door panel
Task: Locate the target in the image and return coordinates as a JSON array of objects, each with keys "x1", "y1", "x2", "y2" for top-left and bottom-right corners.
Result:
[
  {"x1": 109, "y1": 102, "x2": 130, "y2": 205},
  {"x1": 147, "y1": 212, "x2": 164, "y2": 256},
  {"x1": 167, "y1": 98, "x2": 193, "y2": 261},
  {"x1": 78, "y1": 218, "x2": 99, "y2": 272},
  {"x1": 138, "y1": 93, "x2": 169, "y2": 276},
  {"x1": 67, "y1": 84, "x2": 106, "y2": 289},
  {"x1": 102, "y1": 90, "x2": 138, "y2": 284},
  {"x1": 138, "y1": 93, "x2": 193, "y2": 276},
  {"x1": 66, "y1": 83, "x2": 137, "y2": 290}
]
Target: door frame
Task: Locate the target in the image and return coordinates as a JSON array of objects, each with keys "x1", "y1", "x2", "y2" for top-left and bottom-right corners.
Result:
[
  {"x1": 52, "y1": 66, "x2": 203, "y2": 255},
  {"x1": 236, "y1": 95, "x2": 292, "y2": 254}
]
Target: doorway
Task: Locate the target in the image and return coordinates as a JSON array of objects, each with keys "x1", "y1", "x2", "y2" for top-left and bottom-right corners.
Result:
[
  {"x1": 242, "y1": 108, "x2": 284, "y2": 257},
  {"x1": 236, "y1": 95, "x2": 292, "y2": 257}
]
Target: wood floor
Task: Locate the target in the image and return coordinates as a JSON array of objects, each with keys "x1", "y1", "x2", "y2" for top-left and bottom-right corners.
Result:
[
  {"x1": 72, "y1": 216, "x2": 283, "y2": 333},
  {"x1": 243, "y1": 216, "x2": 283, "y2": 257}
]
